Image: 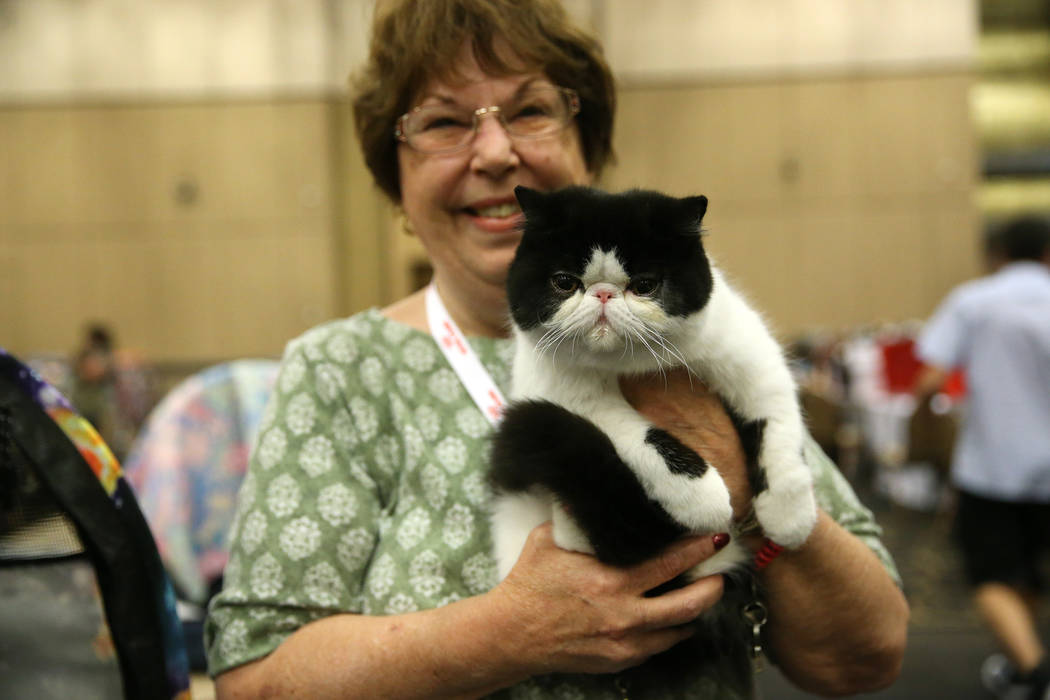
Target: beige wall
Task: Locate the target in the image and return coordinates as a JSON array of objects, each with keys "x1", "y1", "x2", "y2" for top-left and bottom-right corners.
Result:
[
  {"x1": 0, "y1": 99, "x2": 342, "y2": 361},
  {"x1": 0, "y1": 69, "x2": 980, "y2": 362},
  {"x1": 605, "y1": 71, "x2": 982, "y2": 339},
  {"x1": 0, "y1": 0, "x2": 981, "y2": 363}
]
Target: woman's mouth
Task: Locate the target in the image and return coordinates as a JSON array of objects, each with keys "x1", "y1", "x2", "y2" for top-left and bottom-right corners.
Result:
[
  {"x1": 463, "y1": 201, "x2": 523, "y2": 233},
  {"x1": 466, "y1": 202, "x2": 520, "y2": 218}
]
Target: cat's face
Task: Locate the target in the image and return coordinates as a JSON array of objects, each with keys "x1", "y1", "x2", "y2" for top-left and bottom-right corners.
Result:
[{"x1": 507, "y1": 186, "x2": 713, "y2": 369}]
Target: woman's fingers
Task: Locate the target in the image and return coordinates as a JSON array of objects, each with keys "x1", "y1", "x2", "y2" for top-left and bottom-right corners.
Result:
[
  {"x1": 599, "y1": 624, "x2": 699, "y2": 674},
  {"x1": 625, "y1": 534, "x2": 723, "y2": 593},
  {"x1": 637, "y1": 574, "x2": 725, "y2": 631}
]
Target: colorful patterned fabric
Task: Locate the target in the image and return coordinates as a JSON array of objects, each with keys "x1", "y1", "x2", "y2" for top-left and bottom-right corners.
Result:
[
  {"x1": 7, "y1": 351, "x2": 122, "y2": 496},
  {"x1": 0, "y1": 348, "x2": 191, "y2": 700},
  {"x1": 124, "y1": 360, "x2": 280, "y2": 604},
  {"x1": 206, "y1": 311, "x2": 900, "y2": 698}
]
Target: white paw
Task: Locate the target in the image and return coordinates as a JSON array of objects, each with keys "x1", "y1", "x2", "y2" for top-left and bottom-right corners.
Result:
[
  {"x1": 551, "y1": 506, "x2": 594, "y2": 554},
  {"x1": 658, "y1": 473, "x2": 733, "y2": 534},
  {"x1": 685, "y1": 538, "x2": 750, "y2": 580},
  {"x1": 754, "y1": 481, "x2": 817, "y2": 549}
]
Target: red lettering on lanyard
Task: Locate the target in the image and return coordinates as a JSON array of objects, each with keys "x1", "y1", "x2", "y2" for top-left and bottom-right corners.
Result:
[
  {"x1": 441, "y1": 320, "x2": 468, "y2": 356},
  {"x1": 486, "y1": 389, "x2": 504, "y2": 421}
]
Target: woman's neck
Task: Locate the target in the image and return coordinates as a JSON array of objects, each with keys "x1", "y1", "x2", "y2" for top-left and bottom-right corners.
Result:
[
  {"x1": 382, "y1": 279, "x2": 509, "y2": 339},
  {"x1": 432, "y1": 277, "x2": 510, "y2": 338}
]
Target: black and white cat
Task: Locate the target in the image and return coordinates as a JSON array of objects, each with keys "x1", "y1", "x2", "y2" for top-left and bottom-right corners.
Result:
[{"x1": 489, "y1": 185, "x2": 817, "y2": 587}]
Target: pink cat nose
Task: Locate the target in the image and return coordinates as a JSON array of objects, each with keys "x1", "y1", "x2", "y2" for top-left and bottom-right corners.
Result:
[{"x1": 595, "y1": 289, "x2": 614, "y2": 304}]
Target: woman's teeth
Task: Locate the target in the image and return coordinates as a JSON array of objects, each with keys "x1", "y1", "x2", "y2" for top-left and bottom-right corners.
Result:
[{"x1": 472, "y1": 203, "x2": 519, "y2": 218}]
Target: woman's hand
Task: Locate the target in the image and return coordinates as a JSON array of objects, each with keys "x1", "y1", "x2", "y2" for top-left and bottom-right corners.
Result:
[{"x1": 491, "y1": 522, "x2": 727, "y2": 676}]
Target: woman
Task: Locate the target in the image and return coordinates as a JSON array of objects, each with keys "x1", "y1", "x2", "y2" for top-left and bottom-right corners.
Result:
[{"x1": 206, "y1": 1, "x2": 908, "y2": 697}]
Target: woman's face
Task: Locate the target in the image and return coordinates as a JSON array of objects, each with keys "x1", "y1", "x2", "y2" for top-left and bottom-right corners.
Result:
[{"x1": 397, "y1": 50, "x2": 593, "y2": 295}]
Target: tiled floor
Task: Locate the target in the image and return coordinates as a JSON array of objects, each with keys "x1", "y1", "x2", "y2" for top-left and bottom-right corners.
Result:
[{"x1": 190, "y1": 674, "x2": 215, "y2": 700}]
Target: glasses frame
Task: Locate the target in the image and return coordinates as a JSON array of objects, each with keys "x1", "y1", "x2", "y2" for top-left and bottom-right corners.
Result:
[{"x1": 394, "y1": 86, "x2": 581, "y2": 155}]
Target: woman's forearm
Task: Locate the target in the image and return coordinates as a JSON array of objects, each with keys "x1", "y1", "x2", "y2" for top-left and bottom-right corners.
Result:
[
  {"x1": 215, "y1": 591, "x2": 530, "y2": 700},
  {"x1": 762, "y1": 510, "x2": 909, "y2": 696}
]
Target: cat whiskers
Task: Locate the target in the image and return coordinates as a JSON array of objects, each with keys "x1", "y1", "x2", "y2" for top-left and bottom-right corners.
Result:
[
  {"x1": 631, "y1": 330, "x2": 670, "y2": 383},
  {"x1": 536, "y1": 320, "x2": 587, "y2": 362},
  {"x1": 536, "y1": 325, "x2": 571, "y2": 359},
  {"x1": 620, "y1": 331, "x2": 635, "y2": 362},
  {"x1": 633, "y1": 322, "x2": 699, "y2": 387}
]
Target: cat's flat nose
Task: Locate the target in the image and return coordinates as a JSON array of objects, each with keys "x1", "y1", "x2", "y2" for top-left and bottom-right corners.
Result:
[{"x1": 595, "y1": 289, "x2": 614, "y2": 304}]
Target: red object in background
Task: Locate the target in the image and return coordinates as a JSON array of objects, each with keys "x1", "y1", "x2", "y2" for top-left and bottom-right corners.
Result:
[
  {"x1": 878, "y1": 336, "x2": 968, "y2": 398},
  {"x1": 941, "y1": 368, "x2": 966, "y2": 399},
  {"x1": 880, "y1": 338, "x2": 924, "y2": 393}
]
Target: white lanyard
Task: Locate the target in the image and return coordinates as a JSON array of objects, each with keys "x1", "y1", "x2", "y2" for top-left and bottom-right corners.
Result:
[{"x1": 425, "y1": 284, "x2": 506, "y2": 425}]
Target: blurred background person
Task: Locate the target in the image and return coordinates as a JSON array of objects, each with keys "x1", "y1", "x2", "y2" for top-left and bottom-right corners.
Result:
[
  {"x1": 69, "y1": 323, "x2": 154, "y2": 461},
  {"x1": 71, "y1": 323, "x2": 118, "y2": 441},
  {"x1": 914, "y1": 216, "x2": 1050, "y2": 700}
]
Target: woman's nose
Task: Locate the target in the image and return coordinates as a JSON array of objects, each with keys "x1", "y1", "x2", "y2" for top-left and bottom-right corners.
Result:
[{"x1": 470, "y1": 114, "x2": 519, "y2": 177}]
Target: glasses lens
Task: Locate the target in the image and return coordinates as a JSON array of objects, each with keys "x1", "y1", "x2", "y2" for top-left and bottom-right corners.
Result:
[
  {"x1": 398, "y1": 87, "x2": 578, "y2": 153},
  {"x1": 502, "y1": 87, "x2": 574, "y2": 138},
  {"x1": 403, "y1": 105, "x2": 475, "y2": 152}
]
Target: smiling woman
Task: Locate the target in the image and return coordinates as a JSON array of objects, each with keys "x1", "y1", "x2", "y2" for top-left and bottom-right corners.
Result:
[
  {"x1": 204, "y1": 1, "x2": 908, "y2": 698},
  {"x1": 391, "y1": 58, "x2": 593, "y2": 337}
]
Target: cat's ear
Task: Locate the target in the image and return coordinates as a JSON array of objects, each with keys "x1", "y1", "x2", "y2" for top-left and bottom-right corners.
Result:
[
  {"x1": 682, "y1": 195, "x2": 708, "y2": 222},
  {"x1": 514, "y1": 186, "x2": 544, "y2": 214},
  {"x1": 514, "y1": 186, "x2": 554, "y2": 229},
  {"x1": 680, "y1": 195, "x2": 708, "y2": 234}
]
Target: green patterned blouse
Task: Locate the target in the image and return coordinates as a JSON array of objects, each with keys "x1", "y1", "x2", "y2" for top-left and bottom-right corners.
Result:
[{"x1": 205, "y1": 309, "x2": 900, "y2": 699}]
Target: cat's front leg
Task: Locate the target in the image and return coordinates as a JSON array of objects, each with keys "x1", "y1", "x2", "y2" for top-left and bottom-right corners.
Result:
[
  {"x1": 750, "y1": 416, "x2": 817, "y2": 549},
  {"x1": 550, "y1": 502, "x2": 595, "y2": 555},
  {"x1": 607, "y1": 416, "x2": 734, "y2": 534},
  {"x1": 490, "y1": 490, "x2": 553, "y2": 581}
]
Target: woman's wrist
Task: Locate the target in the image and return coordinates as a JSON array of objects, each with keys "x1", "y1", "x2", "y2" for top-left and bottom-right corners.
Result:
[
  {"x1": 468, "y1": 586, "x2": 547, "y2": 686},
  {"x1": 739, "y1": 507, "x2": 824, "y2": 574}
]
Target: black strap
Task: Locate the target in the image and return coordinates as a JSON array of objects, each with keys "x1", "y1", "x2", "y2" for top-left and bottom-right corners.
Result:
[{"x1": 0, "y1": 354, "x2": 172, "y2": 699}]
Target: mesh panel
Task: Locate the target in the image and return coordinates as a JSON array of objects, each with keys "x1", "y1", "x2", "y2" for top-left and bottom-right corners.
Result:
[{"x1": 0, "y1": 446, "x2": 84, "y2": 561}]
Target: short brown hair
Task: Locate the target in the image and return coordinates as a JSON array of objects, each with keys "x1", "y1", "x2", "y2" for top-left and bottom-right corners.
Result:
[{"x1": 351, "y1": 0, "x2": 616, "y2": 202}]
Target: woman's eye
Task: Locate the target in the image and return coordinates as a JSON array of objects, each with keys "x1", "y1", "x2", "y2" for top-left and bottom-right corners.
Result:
[
  {"x1": 629, "y1": 278, "x2": 660, "y2": 296},
  {"x1": 551, "y1": 274, "x2": 580, "y2": 293},
  {"x1": 421, "y1": 114, "x2": 470, "y2": 131},
  {"x1": 510, "y1": 103, "x2": 551, "y2": 120}
]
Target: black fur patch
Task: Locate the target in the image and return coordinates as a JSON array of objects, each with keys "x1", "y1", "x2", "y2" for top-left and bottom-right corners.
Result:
[
  {"x1": 725, "y1": 408, "x2": 769, "y2": 496},
  {"x1": 644, "y1": 427, "x2": 710, "y2": 478},
  {"x1": 618, "y1": 578, "x2": 754, "y2": 697},
  {"x1": 490, "y1": 400, "x2": 686, "y2": 566},
  {"x1": 507, "y1": 186, "x2": 714, "y2": 330}
]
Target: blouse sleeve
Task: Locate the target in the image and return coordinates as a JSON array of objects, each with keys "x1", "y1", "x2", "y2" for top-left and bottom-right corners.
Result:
[
  {"x1": 805, "y1": 436, "x2": 902, "y2": 586},
  {"x1": 205, "y1": 327, "x2": 388, "y2": 675}
]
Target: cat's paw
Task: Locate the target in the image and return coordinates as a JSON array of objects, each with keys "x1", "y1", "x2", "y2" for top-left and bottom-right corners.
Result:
[
  {"x1": 753, "y1": 478, "x2": 817, "y2": 549},
  {"x1": 659, "y1": 472, "x2": 734, "y2": 533},
  {"x1": 551, "y1": 505, "x2": 595, "y2": 554}
]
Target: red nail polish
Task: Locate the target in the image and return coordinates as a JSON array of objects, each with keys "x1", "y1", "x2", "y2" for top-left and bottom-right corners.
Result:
[{"x1": 712, "y1": 533, "x2": 730, "y2": 550}]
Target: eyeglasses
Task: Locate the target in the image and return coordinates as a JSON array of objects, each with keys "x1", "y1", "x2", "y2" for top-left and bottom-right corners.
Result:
[{"x1": 395, "y1": 85, "x2": 580, "y2": 155}]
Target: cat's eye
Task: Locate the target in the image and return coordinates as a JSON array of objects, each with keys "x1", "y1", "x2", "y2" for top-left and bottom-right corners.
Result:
[
  {"x1": 628, "y1": 277, "x2": 661, "y2": 296},
  {"x1": 550, "y1": 273, "x2": 581, "y2": 294}
]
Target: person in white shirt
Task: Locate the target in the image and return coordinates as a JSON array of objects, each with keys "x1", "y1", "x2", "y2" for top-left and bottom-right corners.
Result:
[{"x1": 916, "y1": 215, "x2": 1050, "y2": 700}]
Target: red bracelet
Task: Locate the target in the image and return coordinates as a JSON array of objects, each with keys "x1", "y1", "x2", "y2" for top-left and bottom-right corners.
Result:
[{"x1": 754, "y1": 539, "x2": 785, "y2": 571}]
